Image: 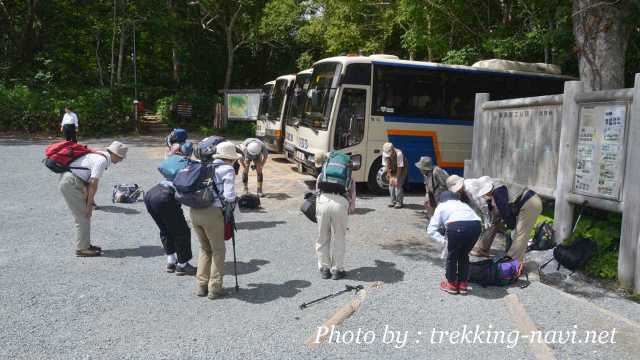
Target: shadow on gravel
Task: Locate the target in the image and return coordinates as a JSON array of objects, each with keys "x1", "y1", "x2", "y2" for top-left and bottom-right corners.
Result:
[
  {"x1": 271, "y1": 157, "x2": 292, "y2": 164},
  {"x1": 348, "y1": 260, "x2": 405, "y2": 283},
  {"x1": 236, "y1": 220, "x2": 286, "y2": 230},
  {"x1": 101, "y1": 245, "x2": 164, "y2": 258},
  {"x1": 352, "y1": 207, "x2": 375, "y2": 215},
  {"x1": 401, "y1": 203, "x2": 424, "y2": 211},
  {"x1": 262, "y1": 193, "x2": 292, "y2": 200},
  {"x1": 380, "y1": 238, "x2": 443, "y2": 266},
  {"x1": 224, "y1": 259, "x2": 269, "y2": 275},
  {"x1": 95, "y1": 205, "x2": 140, "y2": 215},
  {"x1": 232, "y1": 280, "x2": 311, "y2": 304}
]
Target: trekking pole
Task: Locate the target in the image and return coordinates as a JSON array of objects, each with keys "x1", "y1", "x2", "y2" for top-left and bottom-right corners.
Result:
[
  {"x1": 299, "y1": 285, "x2": 363, "y2": 310},
  {"x1": 231, "y1": 213, "x2": 239, "y2": 293}
]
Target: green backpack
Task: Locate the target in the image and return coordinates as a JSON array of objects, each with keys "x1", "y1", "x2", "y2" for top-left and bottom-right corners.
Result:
[{"x1": 318, "y1": 151, "x2": 352, "y2": 194}]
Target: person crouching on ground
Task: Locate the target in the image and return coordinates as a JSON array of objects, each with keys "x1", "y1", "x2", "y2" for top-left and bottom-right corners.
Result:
[
  {"x1": 314, "y1": 152, "x2": 356, "y2": 280},
  {"x1": 427, "y1": 191, "x2": 482, "y2": 295},
  {"x1": 59, "y1": 141, "x2": 127, "y2": 257},
  {"x1": 144, "y1": 142, "x2": 197, "y2": 276},
  {"x1": 382, "y1": 142, "x2": 407, "y2": 208},
  {"x1": 192, "y1": 141, "x2": 240, "y2": 300}
]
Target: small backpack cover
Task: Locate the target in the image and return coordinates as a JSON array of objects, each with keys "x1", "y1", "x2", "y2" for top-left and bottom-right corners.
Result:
[
  {"x1": 528, "y1": 221, "x2": 556, "y2": 251},
  {"x1": 552, "y1": 237, "x2": 597, "y2": 272},
  {"x1": 43, "y1": 141, "x2": 95, "y2": 173},
  {"x1": 238, "y1": 193, "x2": 261, "y2": 210},
  {"x1": 300, "y1": 192, "x2": 317, "y2": 223},
  {"x1": 194, "y1": 135, "x2": 226, "y2": 161},
  {"x1": 112, "y1": 184, "x2": 143, "y2": 203},
  {"x1": 158, "y1": 155, "x2": 191, "y2": 181},
  {"x1": 166, "y1": 128, "x2": 188, "y2": 146},
  {"x1": 173, "y1": 162, "x2": 218, "y2": 208},
  {"x1": 318, "y1": 152, "x2": 351, "y2": 194},
  {"x1": 469, "y1": 256, "x2": 524, "y2": 287}
]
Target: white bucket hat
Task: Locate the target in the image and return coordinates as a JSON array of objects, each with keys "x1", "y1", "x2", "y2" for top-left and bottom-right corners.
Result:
[
  {"x1": 475, "y1": 176, "x2": 494, "y2": 197},
  {"x1": 446, "y1": 174, "x2": 464, "y2": 193},
  {"x1": 214, "y1": 141, "x2": 242, "y2": 161},
  {"x1": 314, "y1": 151, "x2": 327, "y2": 168},
  {"x1": 107, "y1": 141, "x2": 128, "y2": 159},
  {"x1": 382, "y1": 142, "x2": 394, "y2": 158}
]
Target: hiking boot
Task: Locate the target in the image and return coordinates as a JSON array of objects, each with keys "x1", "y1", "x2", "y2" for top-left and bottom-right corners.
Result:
[
  {"x1": 89, "y1": 244, "x2": 102, "y2": 252},
  {"x1": 208, "y1": 288, "x2": 226, "y2": 300},
  {"x1": 176, "y1": 263, "x2": 197, "y2": 276},
  {"x1": 195, "y1": 286, "x2": 208, "y2": 297},
  {"x1": 470, "y1": 249, "x2": 491, "y2": 258},
  {"x1": 458, "y1": 281, "x2": 470, "y2": 295},
  {"x1": 388, "y1": 202, "x2": 396, "y2": 208},
  {"x1": 331, "y1": 270, "x2": 346, "y2": 280},
  {"x1": 75, "y1": 248, "x2": 101, "y2": 257},
  {"x1": 440, "y1": 280, "x2": 458, "y2": 294},
  {"x1": 320, "y1": 267, "x2": 331, "y2": 279},
  {"x1": 394, "y1": 202, "x2": 403, "y2": 209},
  {"x1": 257, "y1": 190, "x2": 264, "y2": 197},
  {"x1": 166, "y1": 263, "x2": 176, "y2": 273}
]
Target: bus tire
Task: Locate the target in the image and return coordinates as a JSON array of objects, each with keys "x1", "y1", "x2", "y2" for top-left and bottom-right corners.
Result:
[{"x1": 367, "y1": 158, "x2": 389, "y2": 195}]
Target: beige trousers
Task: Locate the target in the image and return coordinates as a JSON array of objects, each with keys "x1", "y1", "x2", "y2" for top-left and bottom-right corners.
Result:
[
  {"x1": 190, "y1": 206, "x2": 226, "y2": 292},
  {"x1": 316, "y1": 193, "x2": 348, "y2": 272},
  {"x1": 59, "y1": 172, "x2": 90, "y2": 251}
]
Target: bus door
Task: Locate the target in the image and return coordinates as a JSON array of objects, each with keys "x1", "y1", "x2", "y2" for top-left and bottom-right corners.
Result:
[{"x1": 331, "y1": 85, "x2": 369, "y2": 181}]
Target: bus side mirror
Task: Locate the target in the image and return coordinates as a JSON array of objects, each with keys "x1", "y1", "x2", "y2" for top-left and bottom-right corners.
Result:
[{"x1": 351, "y1": 154, "x2": 362, "y2": 171}]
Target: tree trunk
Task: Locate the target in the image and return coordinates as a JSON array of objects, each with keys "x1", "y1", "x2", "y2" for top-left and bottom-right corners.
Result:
[
  {"x1": 572, "y1": 0, "x2": 633, "y2": 90},
  {"x1": 95, "y1": 34, "x2": 105, "y2": 87},
  {"x1": 224, "y1": 28, "x2": 234, "y2": 90},
  {"x1": 110, "y1": 0, "x2": 117, "y2": 88},
  {"x1": 168, "y1": 0, "x2": 180, "y2": 86},
  {"x1": 117, "y1": 22, "x2": 127, "y2": 85}
]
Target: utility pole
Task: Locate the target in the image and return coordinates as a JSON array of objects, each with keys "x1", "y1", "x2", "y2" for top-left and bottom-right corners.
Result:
[{"x1": 132, "y1": 19, "x2": 139, "y2": 133}]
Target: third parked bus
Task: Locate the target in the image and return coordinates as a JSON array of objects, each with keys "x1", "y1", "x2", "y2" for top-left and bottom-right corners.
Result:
[
  {"x1": 292, "y1": 55, "x2": 571, "y2": 193},
  {"x1": 259, "y1": 74, "x2": 296, "y2": 152},
  {"x1": 283, "y1": 68, "x2": 313, "y2": 162}
]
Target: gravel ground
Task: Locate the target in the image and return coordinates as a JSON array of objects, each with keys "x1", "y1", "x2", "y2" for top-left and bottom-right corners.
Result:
[{"x1": 0, "y1": 136, "x2": 638, "y2": 359}]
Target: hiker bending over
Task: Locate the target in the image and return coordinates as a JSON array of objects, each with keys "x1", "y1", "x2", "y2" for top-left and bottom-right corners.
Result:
[
  {"x1": 59, "y1": 141, "x2": 127, "y2": 257},
  {"x1": 144, "y1": 142, "x2": 197, "y2": 276},
  {"x1": 476, "y1": 180, "x2": 542, "y2": 263},
  {"x1": 315, "y1": 152, "x2": 356, "y2": 280},
  {"x1": 238, "y1": 138, "x2": 269, "y2": 197},
  {"x1": 382, "y1": 142, "x2": 407, "y2": 209},
  {"x1": 427, "y1": 191, "x2": 482, "y2": 295},
  {"x1": 415, "y1": 156, "x2": 449, "y2": 217}
]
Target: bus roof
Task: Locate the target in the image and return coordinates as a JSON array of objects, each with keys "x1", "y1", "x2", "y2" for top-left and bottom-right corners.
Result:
[
  {"x1": 276, "y1": 74, "x2": 296, "y2": 83},
  {"x1": 297, "y1": 68, "x2": 313, "y2": 75},
  {"x1": 263, "y1": 80, "x2": 275, "y2": 86},
  {"x1": 314, "y1": 55, "x2": 574, "y2": 80}
]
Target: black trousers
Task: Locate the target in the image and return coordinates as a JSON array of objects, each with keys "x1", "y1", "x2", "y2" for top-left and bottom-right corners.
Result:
[
  {"x1": 446, "y1": 220, "x2": 482, "y2": 283},
  {"x1": 144, "y1": 184, "x2": 192, "y2": 263},
  {"x1": 63, "y1": 124, "x2": 77, "y2": 142}
]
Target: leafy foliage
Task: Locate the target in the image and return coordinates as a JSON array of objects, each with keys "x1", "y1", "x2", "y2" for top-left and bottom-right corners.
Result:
[{"x1": 567, "y1": 212, "x2": 622, "y2": 280}]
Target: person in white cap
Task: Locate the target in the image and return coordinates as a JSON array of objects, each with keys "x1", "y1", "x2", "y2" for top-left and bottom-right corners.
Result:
[
  {"x1": 382, "y1": 142, "x2": 407, "y2": 208},
  {"x1": 191, "y1": 141, "x2": 240, "y2": 300},
  {"x1": 238, "y1": 138, "x2": 269, "y2": 196},
  {"x1": 415, "y1": 156, "x2": 449, "y2": 217},
  {"x1": 446, "y1": 175, "x2": 492, "y2": 230},
  {"x1": 314, "y1": 152, "x2": 356, "y2": 280},
  {"x1": 59, "y1": 141, "x2": 128, "y2": 257}
]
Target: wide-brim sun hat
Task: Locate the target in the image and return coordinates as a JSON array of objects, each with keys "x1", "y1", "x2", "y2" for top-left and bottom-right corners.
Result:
[
  {"x1": 415, "y1": 156, "x2": 434, "y2": 171},
  {"x1": 446, "y1": 174, "x2": 464, "y2": 193},
  {"x1": 476, "y1": 176, "x2": 494, "y2": 197},
  {"x1": 107, "y1": 141, "x2": 128, "y2": 159},
  {"x1": 382, "y1": 142, "x2": 394, "y2": 158},
  {"x1": 214, "y1": 141, "x2": 242, "y2": 161},
  {"x1": 314, "y1": 151, "x2": 327, "y2": 168}
]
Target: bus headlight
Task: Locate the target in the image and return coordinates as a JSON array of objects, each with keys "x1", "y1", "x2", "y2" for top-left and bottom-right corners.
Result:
[{"x1": 351, "y1": 154, "x2": 362, "y2": 171}]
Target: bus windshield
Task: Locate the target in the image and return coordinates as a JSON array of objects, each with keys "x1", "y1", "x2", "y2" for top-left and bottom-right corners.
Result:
[
  {"x1": 258, "y1": 83, "x2": 273, "y2": 118},
  {"x1": 302, "y1": 62, "x2": 342, "y2": 130},
  {"x1": 286, "y1": 73, "x2": 312, "y2": 126},
  {"x1": 268, "y1": 79, "x2": 288, "y2": 121}
]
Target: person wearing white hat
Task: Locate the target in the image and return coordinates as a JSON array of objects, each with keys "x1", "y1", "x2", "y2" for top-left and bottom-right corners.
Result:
[
  {"x1": 382, "y1": 142, "x2": 407, "y2": 208},
  {"x1": 415, "y1": 156, "x2": 449, "y2": 217},
  {"x1": 59, "y1": 141, "x2": 128, "y2": 257},
  {"x1": 446, "y1": 175, "x2": 492, "y2": 231},
  {"x1": 238, "y1": 138, "x2": 269, "y2": 196},
  {"x1": 474, "y1": 180, "x2": 542, "y2": 263},
  {"x1": 191, "y1": 141, "x2": 240, "y2": 300}
]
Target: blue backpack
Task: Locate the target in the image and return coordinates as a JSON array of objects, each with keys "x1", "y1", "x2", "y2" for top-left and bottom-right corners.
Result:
[
  {"x1": 173, "y1": 162, "x2": 220, "y2": 208},
  {"x1": 318, "y1": 151, "x2": 352, "y2": 194},
  {"x1": 158, "y1": 155, "x2": 191, "y2": 181}
]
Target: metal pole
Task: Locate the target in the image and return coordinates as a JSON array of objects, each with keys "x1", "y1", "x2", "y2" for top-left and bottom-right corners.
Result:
[{"x1": 132, "y1": 20, "x2": 139, "y2": 133}]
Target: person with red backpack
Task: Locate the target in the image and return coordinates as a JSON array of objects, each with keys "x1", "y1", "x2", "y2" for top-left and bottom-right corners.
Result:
[{"x1": 56, "y1": 141, "x2": 128, "y2": 257}]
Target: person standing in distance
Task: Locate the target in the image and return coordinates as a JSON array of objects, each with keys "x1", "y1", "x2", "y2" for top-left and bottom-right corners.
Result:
[
  {"x1": 60, "y1": 106, "x2": 79, "y2": 143},
  {"x1": 59, "y1": 141, "x2": 128, "y2": 257}
]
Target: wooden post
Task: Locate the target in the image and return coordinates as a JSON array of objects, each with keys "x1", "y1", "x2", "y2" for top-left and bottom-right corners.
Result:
[
  {"x1": 620, "y1": 74, "x2": 640, "y2": 291},
  {"x1": 553, "y1": 81, "x2": 583, "y2": 243},
  {"x1": 471, "y1": 93, "x2": 490, "y2": 178}
]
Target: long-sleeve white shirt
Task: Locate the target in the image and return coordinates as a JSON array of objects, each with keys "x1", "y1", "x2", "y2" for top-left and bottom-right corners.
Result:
[
  {"x1": 61, "y1": 112, "x2": 79, "y2": 128},
  {"x1": 427, "y1": 199, "x2": 481, "y2": 244},
  {"x1": 209, "y1": 159, "x2": 237, "y2": 207}
]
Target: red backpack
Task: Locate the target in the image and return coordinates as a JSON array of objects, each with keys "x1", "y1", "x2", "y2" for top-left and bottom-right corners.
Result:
[{"x1": 43, "y1": 141, "x2": 98, "y2": 173}]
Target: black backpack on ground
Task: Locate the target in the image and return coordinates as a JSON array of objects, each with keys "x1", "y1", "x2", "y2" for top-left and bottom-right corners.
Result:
[
  {"x1": 300, "y1": 192, "x2": 317, "y2": 223},
  {"x1": 528, "y1": 221, "x2": 556, "y2": 251},
  {"x1": 238, "y1": 193, "x2": 261, "y2": 210},
  {"x1": 541, "y1": 237, "x2": 597, "y2": 274}
]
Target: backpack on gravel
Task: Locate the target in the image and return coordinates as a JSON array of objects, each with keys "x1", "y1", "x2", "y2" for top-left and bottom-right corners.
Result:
[
  {"x1": 158, "y1": 154, "x2": 192, "y2": 181},
  {"x1": 112, "y1": 184, "x2": 144, "y2": 203},
  {"x1": 300, "y1": 192, "x2": 317, "y2": 223},
  {"x1": 173, "y1": 162, "x2": 219, "y2": 208},
  {"x1": 469, "y1": 256, "x2": 527, "y2": 287},
  {"x1": 238, "y1": 193, "x2": 261, "y2": 210},
  {"x1": 540, "y1": 237, "x2": 597, "y2": 274},
  {"x1": 317, "y1": 151, "x2": 351, "y2": 194},
  {"x1": 528, "y1": 221, "x2": 556, "y2": 251},
  {"x1": 43, "y1": 141, "x2": 97, "y2": 173}
]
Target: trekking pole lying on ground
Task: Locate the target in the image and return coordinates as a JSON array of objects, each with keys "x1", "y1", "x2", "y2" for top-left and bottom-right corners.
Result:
[{"x1": 299, "y1": 285, "x2": 364, "y2": 310}]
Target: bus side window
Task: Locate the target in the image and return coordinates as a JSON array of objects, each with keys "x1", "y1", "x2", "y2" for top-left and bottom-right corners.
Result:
[{"x1": 334, "y1": 88, "x2": 366, "y2": 150}]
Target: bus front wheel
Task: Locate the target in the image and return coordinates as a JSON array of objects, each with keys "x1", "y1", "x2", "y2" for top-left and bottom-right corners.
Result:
[{"x1": 367, "y1": 159, "x2": 389, "y2": 195}]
